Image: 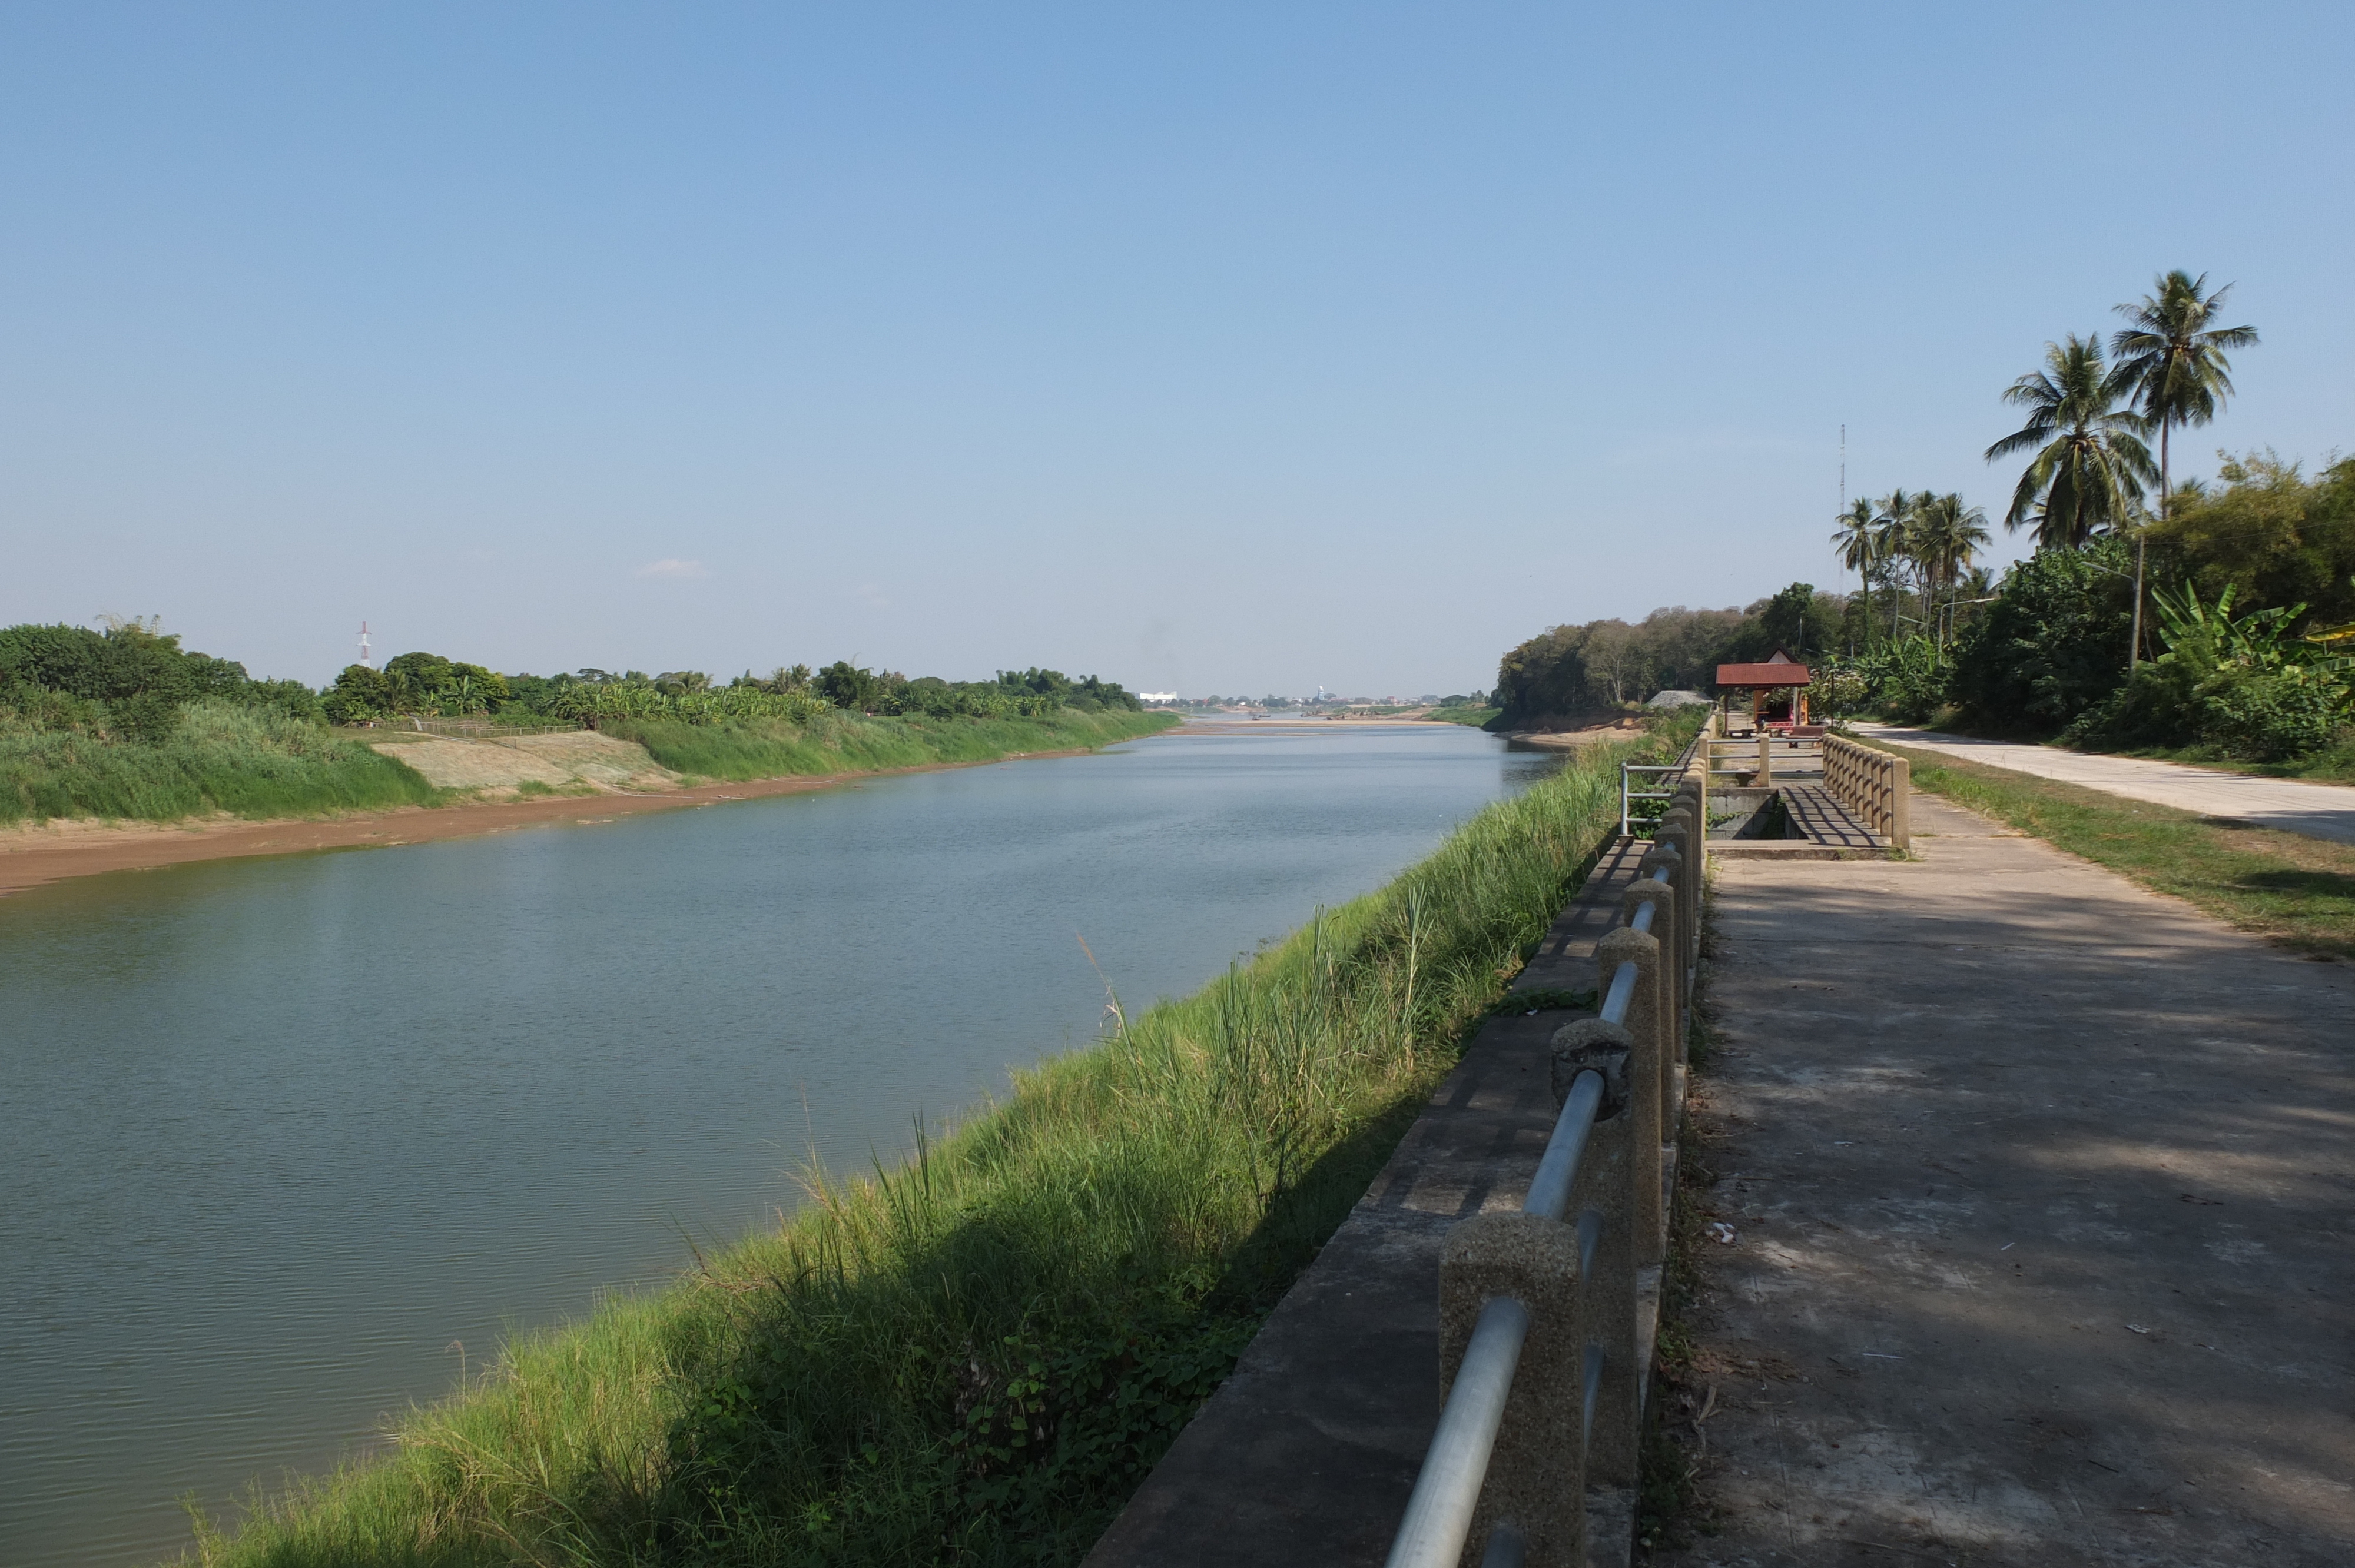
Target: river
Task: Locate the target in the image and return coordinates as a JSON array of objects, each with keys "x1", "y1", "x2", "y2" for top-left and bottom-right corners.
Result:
[{"x1": 0, "y1": 721, "x2": 1558, "y2": 1567}]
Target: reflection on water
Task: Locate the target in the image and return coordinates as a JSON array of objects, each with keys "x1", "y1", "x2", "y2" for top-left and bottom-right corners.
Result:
[{"x1": 0, "y1": 724, "x2": 1557, "y2": 1566}]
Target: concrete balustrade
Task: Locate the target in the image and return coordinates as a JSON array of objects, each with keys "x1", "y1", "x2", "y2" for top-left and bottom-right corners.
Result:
[
  {"x1": 1822, "y1": 734, "x2": 1911, "y2": 851},
  {"x1": 1437, "y1": 1215, "x2": 1590, "y2": 1567}
]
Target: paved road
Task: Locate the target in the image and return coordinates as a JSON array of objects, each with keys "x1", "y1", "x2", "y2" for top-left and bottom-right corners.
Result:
[
  {"x1": 1855, "y1": 723, "x2": 2355, "y2": 846},
  {"x1": 1660, "y1": 792, "x2": 2353, "y2": 1567}
]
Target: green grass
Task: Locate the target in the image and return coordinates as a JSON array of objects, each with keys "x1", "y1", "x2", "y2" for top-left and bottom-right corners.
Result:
[
  {"x1": 1869, "y1": 739, "x2": 2355, "y2": 959},
  {"x1": 602, "y1": 708, "x2": 1178, "y2": 782},
  {"x1": 2102, "y1": 736, "x2": 2355, "y2": 785},
  {"x1": 179, "y1": 733, "x2": 1661, "y2": 1568},
  {"x1": 0, "y1": 702, "x2": 443, "y2": 825},
  {"x1": 1423, "y1": 707, "x2": 1501, "y2": 727}
]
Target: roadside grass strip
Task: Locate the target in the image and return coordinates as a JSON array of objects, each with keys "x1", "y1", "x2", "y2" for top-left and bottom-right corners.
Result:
[
  {"x1": 1868, "y1": 739, "x2": 2355, "y2": 960},
  {"x1": 182, "y1": 727, "x2": 1681, "y2": 1568}
]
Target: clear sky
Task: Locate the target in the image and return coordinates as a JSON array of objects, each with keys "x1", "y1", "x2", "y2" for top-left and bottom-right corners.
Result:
[{"x1": 3, "y1": 3, "x2": 2348, "y2": 695}]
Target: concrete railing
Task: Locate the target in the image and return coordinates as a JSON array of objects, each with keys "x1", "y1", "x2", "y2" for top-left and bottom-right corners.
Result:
[
  {"x1": 1386, "y1": 770, "x2": 1704, "y2": 1568},
  {"x1": 1822, "y1": 734, "x2": 1910, "y2": 851}
]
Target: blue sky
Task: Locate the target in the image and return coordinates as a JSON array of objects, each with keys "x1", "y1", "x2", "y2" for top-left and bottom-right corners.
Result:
[{"x1": 2, "y1": 3, "x2": 2348, "y2": 695}]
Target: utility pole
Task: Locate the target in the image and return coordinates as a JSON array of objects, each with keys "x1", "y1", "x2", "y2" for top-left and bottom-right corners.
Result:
[{"x1": 1839, "y1": 426, "x2": 1853, "y2": 659}]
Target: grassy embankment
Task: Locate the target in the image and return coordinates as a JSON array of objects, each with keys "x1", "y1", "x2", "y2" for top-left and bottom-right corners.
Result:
[
  {"x1": 0, "y1": 701, "x2": 444, "y2": 826},
  {"x1": 1423, "y1": 707, "x2": 1501, "y2": 728},
  {"x1": 604, "y1": 706, "x2": 1176, "y2": 781},
  {"x1": 1868, "y1": 738, "x2": 2355, "y2": 960},
  {"x1": 182, "y1": 730, "x2": 1666, "y2": 1568},
  {"x1": 0, "y1": 707, "x2": 1178, "y2": 828}
]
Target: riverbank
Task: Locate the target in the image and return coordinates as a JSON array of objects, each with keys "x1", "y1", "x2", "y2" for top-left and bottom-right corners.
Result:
[
  {"x1": 175, "y1": 727, "x2": 1675, "y2": 1568},
  {"x1": 0, "y1": 709, "x2": 1176, "y2": 898}
]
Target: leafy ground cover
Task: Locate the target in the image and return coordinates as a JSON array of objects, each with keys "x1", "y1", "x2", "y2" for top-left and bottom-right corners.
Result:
[
  {"x1": 1870, "y1": 739, "x2": 2355, "y2": 959},
  {"x1": 179, "y1": 729, "x2": 1673, "y2": 1568}
]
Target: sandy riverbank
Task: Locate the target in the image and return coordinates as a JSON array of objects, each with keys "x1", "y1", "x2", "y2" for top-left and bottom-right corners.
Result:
[{"x1": 0, "y1": 749, "x2": 1102, "y2": 898}]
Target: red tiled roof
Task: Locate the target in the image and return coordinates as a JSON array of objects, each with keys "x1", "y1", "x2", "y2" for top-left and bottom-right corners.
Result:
[{"x1": 1716, "y1": 662, "x2": 1813, "y2": 687}]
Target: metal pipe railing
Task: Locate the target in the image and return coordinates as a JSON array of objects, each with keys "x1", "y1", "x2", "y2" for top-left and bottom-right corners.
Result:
[
  {"x1": 1387, "y1": 838, "x2": 1690, "y2": 1568},
  {"x1": 1523, "y1": 1069, "x2": 1605, "y2": 1222},
  {"x1": 1386, "y1": 1298, "x2": 1533, "y2": 1568}
]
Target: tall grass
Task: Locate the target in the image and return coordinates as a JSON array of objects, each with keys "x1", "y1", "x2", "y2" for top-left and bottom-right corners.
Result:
[
  {"x1": 0, "y1": 702, "x2": 440, "y2": 825},
  {"x1": 183, "y1": 732, "x2": 1666, "y2": 1568},
  {"x1": 602, "y1": 708, "x2": 1177, "y2": 782}
]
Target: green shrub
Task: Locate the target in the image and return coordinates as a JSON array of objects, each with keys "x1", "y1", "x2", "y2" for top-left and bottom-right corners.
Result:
[
  {"x1": 2198, "y1": 669, "x2": 2343, "y2": 761},
  {"x1": 1948, "y1": 538, "x2": 2135, "y2": 730}
]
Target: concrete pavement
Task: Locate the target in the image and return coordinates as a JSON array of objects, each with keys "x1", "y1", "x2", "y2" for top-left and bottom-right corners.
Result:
[
  {"x1": 1662, "y1": 790, "x2": 2354, "y2": 1566},
  {"x1": 1855, "y1": 723, "x2": 2355, "y2": 846}
]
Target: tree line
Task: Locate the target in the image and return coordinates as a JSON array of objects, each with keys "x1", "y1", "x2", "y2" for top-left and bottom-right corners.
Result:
[
  {"x1": 313, "y1": 656, "x2": 1143, "y2": 726},
  {"x1": 0, "y1": 625, "x2": 1142, "y2": 745},
  {"x1": 1494, "y1": 268, "x2": 2353, "y2": 765},
  {"x1": 1852, "y1": 268, "x2": 2351, "y2": 762}
]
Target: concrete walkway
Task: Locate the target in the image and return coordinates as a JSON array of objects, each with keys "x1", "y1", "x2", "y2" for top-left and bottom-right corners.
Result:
[
  {"x1": 1855, "y1": 723, "x2": 2355, "y2": 846},
  {"x1": 1666, "y1": 791, "x2": 2354, "y2": 1566}
]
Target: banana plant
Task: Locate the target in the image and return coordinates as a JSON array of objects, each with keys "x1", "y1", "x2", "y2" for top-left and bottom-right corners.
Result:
[{"x1": 2149, "y1": 582, "x2": 2308, "y2": 672}]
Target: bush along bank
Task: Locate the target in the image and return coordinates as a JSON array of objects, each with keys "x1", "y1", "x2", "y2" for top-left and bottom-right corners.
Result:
[{"x1": 181, "y1": 730, "x2": 1669, "y2": 1568}]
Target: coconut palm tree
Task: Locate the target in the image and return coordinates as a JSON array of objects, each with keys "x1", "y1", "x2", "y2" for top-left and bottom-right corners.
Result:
[
  {"x1": 2110, "y1": 271, "x2": 2258, "y2": 665},
  {"x1": 1984, "y1": 335, "x2": 2155, "y2": 550},
  {"x1": 1911, "y1": 493, "x2": 1992, "y2": 643},
  {"x1": 1829, "y1": 497, "x2": 1880, "y2": 646},
  {"x1": 1872, "y1": 489, "x2": 1923, "y2": 641}
]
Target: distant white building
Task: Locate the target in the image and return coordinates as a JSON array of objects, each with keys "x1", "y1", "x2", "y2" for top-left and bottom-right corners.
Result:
[{"x1": 1140, "y1": 692, "x2": 1179, "y2": 703}]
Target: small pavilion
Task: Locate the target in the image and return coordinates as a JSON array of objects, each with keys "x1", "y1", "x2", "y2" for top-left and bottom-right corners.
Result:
[{"x1": 1714, "y1": 648, "x2": 1819, "y2": 735}]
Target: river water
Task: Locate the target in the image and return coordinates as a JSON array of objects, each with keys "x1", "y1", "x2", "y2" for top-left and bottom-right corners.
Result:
[{"x1": 0, "y1": 722, "x2": 1557, "y2": 1567}]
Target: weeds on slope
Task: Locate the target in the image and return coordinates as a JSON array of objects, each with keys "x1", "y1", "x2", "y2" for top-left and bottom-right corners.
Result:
[
  {"x1": 184, "y1": 735, "x2": 1662, "y2": 1568},
  {"x1": 0, "y1": 701, "x2": 442, "y2": 825},
  {"x1": 1869, "y1": 740, "x2": 2355, "y2": 960}
]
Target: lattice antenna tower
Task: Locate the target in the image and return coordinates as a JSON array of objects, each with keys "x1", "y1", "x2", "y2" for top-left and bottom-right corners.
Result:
[{"x1": 357, "y1": 620, "x2": 374, "y2": 669}]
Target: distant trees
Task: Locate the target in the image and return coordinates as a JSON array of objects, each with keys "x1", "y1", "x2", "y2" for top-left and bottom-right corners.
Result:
[
  {"x1": 323, "y1": 653, "x2": 509, "y2": 724},
  {"x1": 1490, "y1": 602, "x2": 1766, "y2": 725},
  {"x1": 0, "y1": 620, "x2": 320, "y2": 739}
]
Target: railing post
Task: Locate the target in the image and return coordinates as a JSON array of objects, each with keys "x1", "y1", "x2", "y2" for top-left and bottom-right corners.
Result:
[
  {"x1": 1551, "y1": 1019, "x2": 1639, "y2": 1492},
  {"x1": 1756, "y1": 731, "x2": 1772, "y2": 788},
  {"x1": 1592, "y1": 929, "x2": 1662, "y2": 1267},
  {"x1": 1890, "y1": 754, "x2": 1911, "y2": 852},
  {"x1": 1623, "y1": 871, "x2": 1681, "y2": 1111},
  {"x1": 1655, "y1": 801, "x2": 1700, "y2": 992},
  {"x1": 1438, "y1": 1215, "x2": 1589, "y2": 1567}
]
